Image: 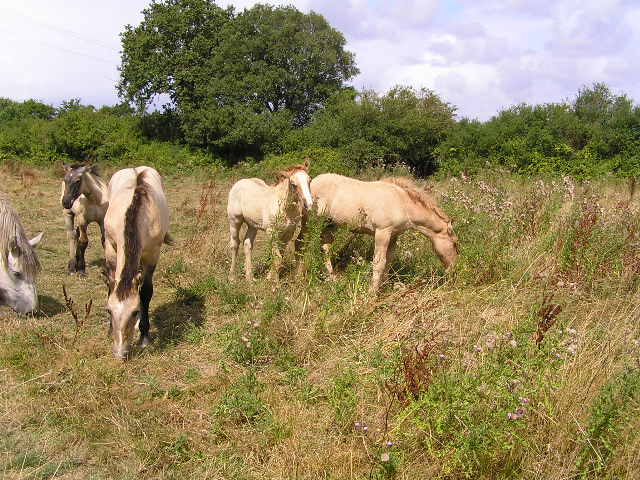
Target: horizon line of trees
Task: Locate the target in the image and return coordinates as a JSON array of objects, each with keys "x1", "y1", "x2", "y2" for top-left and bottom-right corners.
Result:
[
  {"x1": 0, "y1": 0, "x2": 638, "y2": 178},
  {"x1": 1, "y1": 81, "x2": 638, "y2": 178}
]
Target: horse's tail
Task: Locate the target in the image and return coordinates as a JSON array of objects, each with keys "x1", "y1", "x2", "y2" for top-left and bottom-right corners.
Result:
[{"x1": 116, "y1": 171, "x2": 148, "y2": 299}]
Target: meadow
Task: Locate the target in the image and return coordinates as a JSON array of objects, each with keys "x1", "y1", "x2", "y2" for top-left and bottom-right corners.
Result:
[{"x1": 1, "y1": 163, "x2": 639, "y2": 479}]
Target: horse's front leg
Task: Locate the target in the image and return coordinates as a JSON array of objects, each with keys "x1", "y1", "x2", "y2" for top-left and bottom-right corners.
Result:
[
  {"x1": 371, "y1": 229, "x2": 393, "y2": 294},
  {"x1": 139, "y1": 264, "x2": 156, "y2": 348},
  {"x1": 63, "y1": 210, "x2": 78, "y2": 273},
  {"x1": 321, "y1": 223, "x2": 338, "y2": 281},
  {"x1": 98, "y1": 220, "x2": 106, "y2": 249},
  {"x1": 75, "y1": 224, "x2": 89, "y2": 275},
  {"x1": 294, "y1": 214, "x2": 308, "y2": 277},
  {"x1": 383, "y1": 235, "x2": 398, "y2": 287},
  {"x1": 269, "y1": 226, "x2": 295, "y2": 281}
]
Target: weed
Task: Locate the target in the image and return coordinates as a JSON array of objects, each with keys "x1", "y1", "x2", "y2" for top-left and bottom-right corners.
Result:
[
  {"x1": 576, "y1": 368, "x2": 640, "y2": 478},
  {"x1": 328, "y1": 368, "x2": 359, "y2": 429},
  {"x1": 213, "y1": 369, "x2": 268, "y2": 425}
]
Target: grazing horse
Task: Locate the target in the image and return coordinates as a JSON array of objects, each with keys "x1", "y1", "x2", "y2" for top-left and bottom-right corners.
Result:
[
  {"x1": 104, "y1": 167, "x2": 170, "y2": 359},
  {"x1": 61, "y1": 164, "x2": 108, "y2": 274},
  {"x1": 303, "y1": 174, "x2": 458, "y2": 293},
  {"x1": 0, "y1": 195, "x2": 43, "y2": 313},
  {"x1": 227, "y1": 159, "x2": 313, "y2": 281}
]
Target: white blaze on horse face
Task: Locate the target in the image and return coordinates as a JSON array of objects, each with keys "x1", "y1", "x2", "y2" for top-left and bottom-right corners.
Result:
[
  {"x1": 293, "y1": 171, "x2": 313, "y2": 209},
  {"x1": 1, "y1": 248, "x2": 38, "y2": 314}
]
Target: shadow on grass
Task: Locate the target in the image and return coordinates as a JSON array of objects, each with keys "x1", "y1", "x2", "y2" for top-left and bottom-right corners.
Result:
[
  {"x1": 152, "y1": 292, "x2": 205, "y2": 351},
  {"x1": 38, "y1": 295, "x2": 65, "y2": 317}
]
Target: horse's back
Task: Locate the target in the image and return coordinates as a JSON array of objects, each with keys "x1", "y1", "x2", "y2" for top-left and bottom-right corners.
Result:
[
  {"x1": 311, "y1": 174, "x2": 409, "y2": 230},
  {"x1": 227, "y1": 178, "x2": 274, "y2": 227},
  {"x1": 106, "y1": 166, "x2": 169, "y2": 248}
]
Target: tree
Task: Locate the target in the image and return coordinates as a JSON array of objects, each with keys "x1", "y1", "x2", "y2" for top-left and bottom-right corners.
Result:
[
  {"x1": 285, "y1": 86, "x2": 456, "y2": 176},
  {"x1": 118, "y1": 0, "x2": 358, "y2": 157}
]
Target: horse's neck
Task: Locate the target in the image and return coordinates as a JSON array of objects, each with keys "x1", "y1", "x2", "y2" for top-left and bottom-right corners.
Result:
[
  {"x1": 83, "y1": 173, "x2": 108, "y2": 205},
  {"x1": 408, "y1": 202, "x2": 446, "y2": 235},
  {"x1": 274, "y1": 181, "x2": 301, "y2": 215}
]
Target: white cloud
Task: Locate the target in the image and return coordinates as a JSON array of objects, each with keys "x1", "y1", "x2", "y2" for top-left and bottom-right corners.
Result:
[{"x1": 0, "y1": 0, "x2": 638, "y2": 120}]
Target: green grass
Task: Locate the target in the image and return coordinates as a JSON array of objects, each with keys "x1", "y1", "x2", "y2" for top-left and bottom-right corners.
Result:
[{"x1": 0, "y1": 166, "x2": 639, "y2": 478}]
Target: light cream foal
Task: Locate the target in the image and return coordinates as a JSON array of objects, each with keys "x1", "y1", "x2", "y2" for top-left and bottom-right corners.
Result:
[
  {"x1": 227, "y1": 160, "x2": 313, "y2": 281},
  {"x1": 305, "y1": 174, "x2": 458, "y2": 293}
]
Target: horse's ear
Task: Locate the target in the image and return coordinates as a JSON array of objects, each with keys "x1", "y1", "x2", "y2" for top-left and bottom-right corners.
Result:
[
  {"x1": 62, "y1": 163, "x2": 71, "y2": 173},
  {"x1": 28, "y1": 232, "x2": 44, "y2": 248},
  {"x1": 276, "y1": 171, "x2": 288, "y2": 182},
  {"x1": 302, "y1": 157, "x2": 310, "y2": 171}
]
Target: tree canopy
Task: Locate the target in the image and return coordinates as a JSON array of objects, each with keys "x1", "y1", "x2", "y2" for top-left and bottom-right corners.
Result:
[{"x1": 118, "y1": 0, "x2": 359, "y2": 157}]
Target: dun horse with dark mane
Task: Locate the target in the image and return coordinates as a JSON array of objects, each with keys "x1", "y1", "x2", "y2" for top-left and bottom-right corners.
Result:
[
  {"x1": 104, "y1": 167, "x2": 171, "y2": 358},
  {"x1": 61, "y1": 164, "x2": 108, "y2": 275},
  {"x1": 303, "y1": 174, "x2": 458, "y2": 293}
]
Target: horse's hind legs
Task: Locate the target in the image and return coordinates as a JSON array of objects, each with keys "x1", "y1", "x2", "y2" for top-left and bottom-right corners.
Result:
[
  {"x1": 243, "y1": 226, "x2": 258, "y2": 281},
  {"x1": 228, "y1": 219, "x2": 242, "y2": 280},
  {"x1": 139, "y1": 264, "x2": 156, "y2": 348}
]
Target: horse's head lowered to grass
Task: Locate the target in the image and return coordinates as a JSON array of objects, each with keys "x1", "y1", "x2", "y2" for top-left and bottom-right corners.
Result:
[{"x1": 0, "y1": 196, "x2": 43, "y2": 314}]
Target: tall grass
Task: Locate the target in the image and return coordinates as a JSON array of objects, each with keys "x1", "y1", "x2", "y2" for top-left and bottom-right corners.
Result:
[{"x1": 0, "y1": 167, "x2": 638, "y2": 479}]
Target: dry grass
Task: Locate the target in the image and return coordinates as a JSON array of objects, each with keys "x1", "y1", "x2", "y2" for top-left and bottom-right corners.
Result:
[{"x1": 0, "y1": 167, "x2": 639, "y2": 479}]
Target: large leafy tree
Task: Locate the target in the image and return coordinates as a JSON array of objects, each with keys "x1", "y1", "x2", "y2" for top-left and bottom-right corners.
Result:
[{"x1": 118, "y1": 0, "x2": 358, "y2": 156}]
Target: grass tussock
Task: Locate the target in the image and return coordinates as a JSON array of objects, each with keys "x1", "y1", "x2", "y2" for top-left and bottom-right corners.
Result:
[{"x1": 0, "y1": 167, "x2": 639, "y2": 479}]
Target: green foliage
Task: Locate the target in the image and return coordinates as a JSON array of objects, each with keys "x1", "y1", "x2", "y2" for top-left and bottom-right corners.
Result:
[
  {"x1": 213, "y1": 369, "x2": 268, "y2": 425},
  {"x1": 576, "y1": 368, "x2": 640, "y2": 478},
  {"x1": 328, "y1": 368, "x2": 359, "y2": 429},
  {"x1": 437, "y1": 83, "x2": 640, "y2": 178},
  {"x1": 404, "y1": 324, "x2": 561, "y2": 478},
  {"x1": 284, "y1": 87, "x2": 456, "y2": 175},
  {"x1": 118, "y1": 0, "x2": 358, "y2": 158}
]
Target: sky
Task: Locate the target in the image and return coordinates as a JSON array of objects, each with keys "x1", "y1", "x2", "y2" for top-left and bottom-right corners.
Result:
[{"x1": 1, "y1": 0, "x2": 638, "y2": 120}]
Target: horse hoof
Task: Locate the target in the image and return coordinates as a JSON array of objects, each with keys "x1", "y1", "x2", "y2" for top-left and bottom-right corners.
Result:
[
  {"x1": 139, "y1": 336, "x2": 152, "y2": 348},
  {"x1": 67, "y1": 261, "x2": 76, "y2": 273}
]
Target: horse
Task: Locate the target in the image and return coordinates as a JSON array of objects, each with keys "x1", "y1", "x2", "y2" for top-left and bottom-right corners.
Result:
[
  {"x1": 301, "y1": 174, "x2": 458, "y2": 293},
  {"x1": 61, "y1": 164, "x2": 109, "y2": 275},
  {"x1": 0, "y1": 195, "x2": 43, "y2": 313},
  {"x1": 227, "y1": 159, "x2": 313, "y2": 281},
  {"x1": 103, "y1": 167, "x2": 171, "y2": 359}
]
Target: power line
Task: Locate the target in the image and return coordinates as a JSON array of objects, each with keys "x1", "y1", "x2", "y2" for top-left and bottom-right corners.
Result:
[
  {"x1": 0, "y1": 26, "x2": 119, "y2": 83},
  {"x1": 0, "y1": 5, "x2": 117, "y2": 52}
]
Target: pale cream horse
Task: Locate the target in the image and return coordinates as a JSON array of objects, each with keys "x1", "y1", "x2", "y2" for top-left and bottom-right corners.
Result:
[
  {"x1": 61, "y1": 164, "x2": 108, "y2": 275},
  {"x1": 227, "y1": 160, "x2": 313, "y2": 281},
  {"x1": 104, "y1": 166, "x2": 171, "y2": 359},
  {"x1": 305, "y1": 174, "x2": 458, "y2": 293}
]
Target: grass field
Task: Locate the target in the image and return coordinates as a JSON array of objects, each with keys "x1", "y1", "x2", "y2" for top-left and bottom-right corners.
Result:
[{"x1": 1, "y1": 164, "x2": 639, "y2": 479}]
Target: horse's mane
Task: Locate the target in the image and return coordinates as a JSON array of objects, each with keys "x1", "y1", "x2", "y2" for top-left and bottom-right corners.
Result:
[
  {"x1": 271, "y1": 162, "x2": 309, "y2": 186},
  {"x1": 67, "y1": 164, "x2": 101, "y2": 178},
  {"x1": 116, "y1": 171, "x2": 147, "y2": 300},
  {"x1": 0, "y1": 195, "x2": 40, "y2": 278},
  {"x1": 380, "y1": 177, "x2": 450, "y2": 222}
]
